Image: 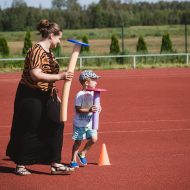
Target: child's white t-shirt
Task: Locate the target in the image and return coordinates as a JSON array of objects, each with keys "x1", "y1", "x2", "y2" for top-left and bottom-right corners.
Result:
[{"x1": 73, "y1": 90, "x2": 94, "y2": 128}]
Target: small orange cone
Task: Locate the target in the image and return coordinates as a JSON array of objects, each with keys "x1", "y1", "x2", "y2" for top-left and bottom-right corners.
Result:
[{"x1": 98, "y1": 143, "x2": 111, "y2": 166}]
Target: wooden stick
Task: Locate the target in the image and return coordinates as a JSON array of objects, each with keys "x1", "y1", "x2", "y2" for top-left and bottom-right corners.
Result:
[{"x1": 60, "y1": 45, "x2": 81, "y2": 122}]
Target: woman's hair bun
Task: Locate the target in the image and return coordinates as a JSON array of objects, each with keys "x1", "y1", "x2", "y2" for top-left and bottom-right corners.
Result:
[
  {"x1": 37, "y1": 19, "x2": 50, "y2": 32},
  {"x1": 40, "y1": 19, "x2": 50, "y2": 27},
  {"x1": 37, "y1": 19, "x2": 61, "y2": 38}
]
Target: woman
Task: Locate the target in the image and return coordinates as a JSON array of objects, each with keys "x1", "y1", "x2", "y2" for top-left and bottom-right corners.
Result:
[{"x1": 6, "y1": 19, "x2": 74, "y2": 175}]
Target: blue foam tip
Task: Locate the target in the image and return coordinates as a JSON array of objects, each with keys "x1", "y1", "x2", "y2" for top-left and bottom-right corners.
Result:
[{"x1": 67, "y1": 39, "x2": 89, "y2": 46}]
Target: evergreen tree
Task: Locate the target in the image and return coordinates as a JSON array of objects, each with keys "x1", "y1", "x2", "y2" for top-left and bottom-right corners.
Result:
[
  {"x1": 22, "y1": 31, "x2": 32, "y2": 55},
  {"x1": 110, "y1": 35, "x2": 120, "y2": 54},
  {"x1": 136, "y1": 36, "x2": 148, "y2": 53},
  {"x1": 81, "y1": 36, "x2": 90, "y2": 53},
  {"x1": 160, "y1": 33, "x2": 173, "y2": 53},
  {"x1": 0, "y1": 38, "x2": 9, "y2": 57},
  {"x1": 53, "y1": 43, "x2": 61, "y2": 57}
]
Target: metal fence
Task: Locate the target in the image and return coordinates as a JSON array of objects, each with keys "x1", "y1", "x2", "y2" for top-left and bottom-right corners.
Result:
[
  {"x1": 0, "y1": 53, "x2": 189, "y2": 69},
  {"x1": 74, "y1": 53, "x2": 190, "y2": 69}
]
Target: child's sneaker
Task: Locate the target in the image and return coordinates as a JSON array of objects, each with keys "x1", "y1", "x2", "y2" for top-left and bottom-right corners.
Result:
[
  {"x1": 70, "y1": 161, "x2": 79, "y2": 168},
  {"x1": 77, "y1": 153, "x2": 87, "y2": 165}
]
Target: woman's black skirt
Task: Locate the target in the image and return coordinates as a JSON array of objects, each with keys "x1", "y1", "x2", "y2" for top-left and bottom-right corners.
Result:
[{"x1": 6, "y1": 83, "x2": 64, "y2": 165}]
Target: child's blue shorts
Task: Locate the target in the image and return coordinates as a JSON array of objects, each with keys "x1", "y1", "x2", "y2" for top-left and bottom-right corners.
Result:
[{"x1": 72, "y1": 126, "x2": 97, "y2": 140}]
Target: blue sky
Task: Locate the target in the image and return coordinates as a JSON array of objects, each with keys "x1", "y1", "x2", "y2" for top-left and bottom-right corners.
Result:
[
  {"x1": 1, "y1": 0, "x2": 98, "y2": 9},
  {"x1": 0, "y1": 0, "x2": 189, "y2": 9},
  {"x1": 0, "y1": 0, "x2": 160, "y2": 9}
]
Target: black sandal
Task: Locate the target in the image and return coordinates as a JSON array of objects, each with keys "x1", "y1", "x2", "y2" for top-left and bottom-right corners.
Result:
[{"x1": 51, "y1": 164, "x2": 74, "y2": 175}]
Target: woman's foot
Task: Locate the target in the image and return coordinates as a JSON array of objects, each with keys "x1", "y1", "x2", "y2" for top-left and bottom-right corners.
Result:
[
  {"x1": 51, "y1": 164, "x2": 74, "y2": 175},
  {"x1": 15, "y1": 165, "x2": 31, "y2": 176}
]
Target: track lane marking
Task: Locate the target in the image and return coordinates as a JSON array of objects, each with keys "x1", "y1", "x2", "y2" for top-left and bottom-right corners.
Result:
[
  {"x1": 1, "y1": 118, "x2": 190, "y2": 128},
  {"x1": 1, "y1": 128, "x2": 190, "y2": 137}
]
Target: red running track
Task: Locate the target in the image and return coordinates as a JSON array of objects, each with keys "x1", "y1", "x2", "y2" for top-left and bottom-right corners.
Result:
[{"x1": 0, "y1": 68, "x2": 190, "y2": 190}]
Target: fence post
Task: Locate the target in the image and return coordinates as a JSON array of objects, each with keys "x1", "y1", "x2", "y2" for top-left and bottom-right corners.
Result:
[
  {"x1": 186, "y1": 54, "x2": 189, "y2": 65},
  {"x1": 133, "y1": 55, "x2": 136, "y2": 69},
  {"x1": 79, "y1": 57, "x2": 83, "y2": 70}
]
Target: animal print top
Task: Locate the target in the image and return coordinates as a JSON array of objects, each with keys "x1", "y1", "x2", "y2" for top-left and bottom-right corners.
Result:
[{"x1": 20, "y1": 44, "x2": 59, "y2": 91}]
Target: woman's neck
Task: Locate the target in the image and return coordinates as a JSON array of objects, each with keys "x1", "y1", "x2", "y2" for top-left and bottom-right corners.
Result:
[{"x1": 38, "y1": 39, "x2": 51, "y2": 53}]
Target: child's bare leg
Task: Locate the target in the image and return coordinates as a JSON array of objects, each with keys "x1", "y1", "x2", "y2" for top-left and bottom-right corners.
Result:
[
  {"x1": 71, "y1": 140, "x2": 82, "y2": 162},
  {"x1": 80, "y1": 137, "x2": 98, "y2": 156}
]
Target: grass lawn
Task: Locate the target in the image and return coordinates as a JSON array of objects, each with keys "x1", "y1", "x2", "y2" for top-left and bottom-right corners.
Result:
[{"x1": 0, "y1": 25, "x2": 189, "y2": 57}]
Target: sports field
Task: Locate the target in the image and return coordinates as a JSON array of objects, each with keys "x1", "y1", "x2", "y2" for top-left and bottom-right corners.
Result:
[{"x1": 0, "y1": 68, "x2": 190, "y2": 190}]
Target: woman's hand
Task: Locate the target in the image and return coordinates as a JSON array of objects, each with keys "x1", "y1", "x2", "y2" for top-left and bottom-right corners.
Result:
[
  {"x1": 59, "y1": 71, "x2": 74, "y2": 81},
  {"x1": 30, "y1": 69, "x2": 73, "y2": 82},
  {"x1": 57, "y1": 95, "x2": 61, "y2": 103}
]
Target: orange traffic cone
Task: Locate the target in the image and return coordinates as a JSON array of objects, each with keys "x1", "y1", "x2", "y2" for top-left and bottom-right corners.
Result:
[{"x1": 98, "y1": 143, "x2": 111, "y2": 166}]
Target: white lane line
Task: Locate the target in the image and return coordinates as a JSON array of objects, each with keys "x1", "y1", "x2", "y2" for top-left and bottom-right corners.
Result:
[
  {"x1": 101, "y1": 119, "x2": 190, "y2": 125},
  {"x1": 1, "y1": 128, "x2": 190, "y2": 138},
  {"x1": 102, "y1": 73, "x2": 190, "y2": 79},
  {"x1": 1, "y1": 118, "x2": 190, "y2": 128},
  {"x1": 98, "y1": 128, "x2": 190, "y2": 134}
]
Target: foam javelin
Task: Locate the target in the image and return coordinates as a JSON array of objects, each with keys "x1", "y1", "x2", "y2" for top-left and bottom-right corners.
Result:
[
  {"x1": 60, "y1": 39, "x2": 89, "y2": 122},
  {"x1": 87, "y1": 88, "x2": 107, "y2": 129}
]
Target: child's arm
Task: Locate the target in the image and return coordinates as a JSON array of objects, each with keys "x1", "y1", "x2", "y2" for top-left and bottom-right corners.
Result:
[{"x1": 75, "y1": 105, "x2": 99, "y2": 113}]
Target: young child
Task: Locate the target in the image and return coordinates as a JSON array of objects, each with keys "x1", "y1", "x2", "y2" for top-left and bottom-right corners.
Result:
[{"x1": 70, "y1": 70, "x2": 101, "y2": 168}]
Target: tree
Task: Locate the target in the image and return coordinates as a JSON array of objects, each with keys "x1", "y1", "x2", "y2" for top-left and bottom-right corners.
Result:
[
  {"x1": 1, "y1": 1, "x2": 190, "y2": 31},
  {"x1": 80, "y1": 36, "x2": 90, "y2": 53},
  {"x1": 99, "y1": 0, "x2": 109, "y2": 9},
  {"x1": 0, "y1": 38, "x2": 9, "y2": 57},
  {"x1": 88, "y1": 4, "x2": 103, "y2": 28},
  {"x1": 110, "y1": 35, "x2": 120, "y2": 54},
  {"x1": 52, "y1": 0, "x2": 67, "y2": 9},
  {"x1": 160, "y1": 33, "x2": 173, "y2": 53},
  {"x1": 136, "y1": 36, "x2": 148, "y2": 53},
  {"x1": 11, "y1": 0, "x2": 27, "y2": 7},
  {"x1": 0, "y1": 9, "x2": 3, "y2": 31},
  {"x1": 3, "y1": 6, "x2": 28, "y2": 31},
  {"x1": 67, "y1": 0, "x2": 81, "y2": 10},
  {"x1": 22, "y1": 31, "x2": 32, "y2": 55},
  {"x1": 63, "y1": 0, "x2": 81, "y2": 29}
]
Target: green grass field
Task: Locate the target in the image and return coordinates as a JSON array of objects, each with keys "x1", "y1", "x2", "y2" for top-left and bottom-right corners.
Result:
[
  {"x1": 0, "y1": 25, "x2": 189, "y2": 56},
  {"x1": 0, "y1": 25, "x2": 189, "y2": 40},
  {"x1": 0, "y1": 25, "x2": 190, "y2": 71}
]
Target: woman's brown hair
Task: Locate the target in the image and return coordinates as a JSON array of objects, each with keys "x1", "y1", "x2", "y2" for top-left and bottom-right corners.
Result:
[{"x1": 37, "y1": 19, "x2": 61, "y2": 38}]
